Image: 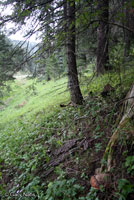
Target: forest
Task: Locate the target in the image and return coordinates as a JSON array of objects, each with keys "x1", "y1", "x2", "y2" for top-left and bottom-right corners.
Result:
[{"x1": 0, "y1": 0, "x2": 134, "y2": 199}]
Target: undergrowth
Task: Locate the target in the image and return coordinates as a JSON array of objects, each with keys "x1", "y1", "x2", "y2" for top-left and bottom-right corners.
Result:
[{"x1": 0, "y1": 70, "x2": 134, "y2": 199}]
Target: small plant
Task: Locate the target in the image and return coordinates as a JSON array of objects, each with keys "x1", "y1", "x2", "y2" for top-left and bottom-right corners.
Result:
[
  {"x1": 80, "y1": 172, "x2": 88, "y2": 180},
  {"x1": 93, "y1": 131, "x2": 105, "y2": 139},
  {"x1": 95, "y1": 143, "x2": 102, "y2": 152},
  {"x1": 85, "y1": 187, "x2": 99, "y2": 200}
]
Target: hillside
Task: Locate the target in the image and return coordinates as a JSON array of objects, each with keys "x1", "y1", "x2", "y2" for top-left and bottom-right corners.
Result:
[
  {"x1": 1, "y1": 1, "x2": 134, "y2": 199},
  {"x1": 0, "y1": 72, "x2": 134, "y2": 200}
]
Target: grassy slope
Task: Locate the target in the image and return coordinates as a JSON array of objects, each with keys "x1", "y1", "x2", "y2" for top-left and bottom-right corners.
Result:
[
  {"x1": 0, "y1": 77, "x2": 71, "y2": 198},
  {"x1": 0, "y1": 77, "x2": 69, "y2": 124},
  {"x1": 0, "y1": 71, "x2": 134, "y2": 199}
]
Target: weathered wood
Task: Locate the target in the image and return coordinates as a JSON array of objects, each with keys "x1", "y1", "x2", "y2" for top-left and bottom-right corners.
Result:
[{"x1": 41, "y1": 138, "x2": 93, "y2": 178}]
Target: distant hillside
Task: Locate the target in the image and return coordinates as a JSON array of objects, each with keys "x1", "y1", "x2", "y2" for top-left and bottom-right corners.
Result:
[{"x1": 11, "y1": 39, "x2": 39, "y2": 54}]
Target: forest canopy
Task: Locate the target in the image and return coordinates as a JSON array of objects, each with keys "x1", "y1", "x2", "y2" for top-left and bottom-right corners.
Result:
[{"x1": 0, "y1": 1, "x2": 134, "y2": 100}]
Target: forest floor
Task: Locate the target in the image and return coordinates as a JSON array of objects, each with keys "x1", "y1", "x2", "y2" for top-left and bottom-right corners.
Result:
[{"x1": 0, "y1": 73, "x2": 134, "y2": 200}]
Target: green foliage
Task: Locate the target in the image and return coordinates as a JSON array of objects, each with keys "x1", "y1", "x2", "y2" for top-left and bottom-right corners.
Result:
[
  {"x1": 36, "y1": 49, "x2": 66, "y2": 80},
  {"x1": 0, "y1": 33, "x2": 25, "y2": 84},
  {"x1": 125, "y1": 156, "x2": 134, "y2": 175},
  {"x1": 95, "y1": 143, "x2": 102, "y2": 152},
  {"x1": 83, "y1": 187, "x2": 99, "y2": 200},
  {"x1": 85, "y1": 67, "x2": 134, "y2": 99},
  {"x1": 0, "y1": 77, "x2": 71, "y2": 198},
  {"x1": 1, "y1": 1, "x2": 134, "y2": 200},
  {"x1": 8, "y1": 176, "x2": 45, "y2": 200},
  {"x1": 0, "y1": 67, "x2": 134, "y2": 199},
  {"x1": 116, "y1": 179, "x2": 134, "y2": 200},
  {"x1": 45, "y1": 177, "x2": 84, "y2": 200}
]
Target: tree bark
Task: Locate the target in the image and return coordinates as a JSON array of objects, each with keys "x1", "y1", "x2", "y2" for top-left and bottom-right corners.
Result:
[
  {"x1": 65, "y1": 0, "x2": 83, "y2": 105},
  {"x1": 96, "y1": 0, "x2": 110, "y2": 75},
  {"x1": 124, "y1": 3, "x2": 134, "y2": 57}
]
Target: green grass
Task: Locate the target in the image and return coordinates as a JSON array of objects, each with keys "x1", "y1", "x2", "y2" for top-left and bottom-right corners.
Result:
[
  {"x1": 0, "y1": 77, "x2": 71, "y2": 198},
  {"x1": 1, "y1": 68, "x2": 133, "y2": 126},
  {"x1": 0, "y1": 77, "x2": 69, "y2": 125}
]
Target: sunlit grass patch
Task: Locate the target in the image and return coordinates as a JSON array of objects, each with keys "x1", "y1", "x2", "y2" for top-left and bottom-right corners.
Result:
[{"x1": 0, "y1": 77, "x2": 69, "y2": 125}]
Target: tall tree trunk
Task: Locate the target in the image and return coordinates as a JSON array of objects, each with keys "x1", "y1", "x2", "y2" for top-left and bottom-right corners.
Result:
[
  {"x1": 124, "y1": 4, "x2": 131, "y2": 57},
  {"x1": 96, "y1": 0, "x2": 109, "y2": 75},
  {"x1": 65, "y1": 0, "x2": 83, "y2": 105}
]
